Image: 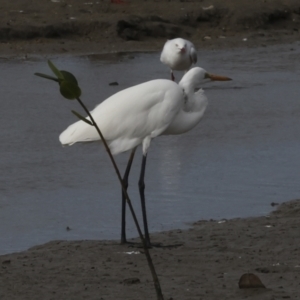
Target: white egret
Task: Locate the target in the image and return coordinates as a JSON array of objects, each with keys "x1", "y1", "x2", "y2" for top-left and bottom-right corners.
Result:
[
  {"x1": 160, "y1": 38, "x2": 197, "y2": 81},
  {"x1": 59, "y1": 67, "x2": 231, "y2": 247}
]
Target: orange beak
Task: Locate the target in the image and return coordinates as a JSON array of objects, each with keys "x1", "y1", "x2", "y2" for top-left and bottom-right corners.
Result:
[{"x1": 205, "y1": 73, "x2": 232, "y2": 81}]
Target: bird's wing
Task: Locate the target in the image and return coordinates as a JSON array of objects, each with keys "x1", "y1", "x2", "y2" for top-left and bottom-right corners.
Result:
[
  {"x1": 94, "y1": 80, "x2": 180, "y2": 135},
  {"x1": 60, "y1": 80, "x2": 183, "y2": 154},
  {"x1": 189, "y1": 46, "x2": 197, "y2": 65}
]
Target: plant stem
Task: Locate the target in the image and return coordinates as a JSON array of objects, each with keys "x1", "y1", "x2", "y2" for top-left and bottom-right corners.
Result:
[{"x1": 76, "y1": 97, "x2": 164, "y2": 300}]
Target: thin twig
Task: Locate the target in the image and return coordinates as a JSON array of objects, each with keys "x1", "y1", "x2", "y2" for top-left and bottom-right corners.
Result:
[{"x1": 76, "y1": 97, "x2": 164, "y2": 300}]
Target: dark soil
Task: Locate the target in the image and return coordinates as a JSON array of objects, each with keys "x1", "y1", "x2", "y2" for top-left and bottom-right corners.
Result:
[
  {"x1": 0, "y1": 0, "x2": 299, "y2": 56},
  {"x1": 0, "y1": 200, "x2": 299, "y2": 299}
]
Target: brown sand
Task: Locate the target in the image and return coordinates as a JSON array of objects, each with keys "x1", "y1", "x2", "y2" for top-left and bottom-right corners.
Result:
[
  {"x1": 1, "y1": 0, "x2": 300, "y2": 299},
  {"x1": 0, "y1": 0, "x2": 299, "y2": 56},
  {"x1": 0, "y1": 200, "x2": 299, "y2": 299}
]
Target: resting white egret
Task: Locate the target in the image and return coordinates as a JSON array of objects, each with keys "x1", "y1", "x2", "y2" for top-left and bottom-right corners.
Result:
[
  {"x1": 59, "y1": 67, "x2": 231, "y2": 247},
  {"x1": 160, "y1": 38, "x2": 197, "y2": 81}
]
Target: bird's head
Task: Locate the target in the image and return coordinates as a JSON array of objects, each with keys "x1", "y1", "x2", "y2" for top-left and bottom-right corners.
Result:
[
  {"x1": 174, "y1": 38, "x2": 187, "y2": 54},
  {"x1": 179, "y1": 67, "x2": 232, "y2": 90}
]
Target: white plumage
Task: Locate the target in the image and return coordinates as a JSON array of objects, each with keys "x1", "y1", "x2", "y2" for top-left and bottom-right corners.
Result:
[
  {"x1": 59, "y1": 67, "x2": 213, "y2": 155},
  {"x1": 160, "y1": 37, "x2": 197, "y2": 81},
  {"x1": 59, "y1": 66, "x2": 231, "y2": 247},
  {"x1": 59, "y1": 79, "x2": 184, "y2": 155}
]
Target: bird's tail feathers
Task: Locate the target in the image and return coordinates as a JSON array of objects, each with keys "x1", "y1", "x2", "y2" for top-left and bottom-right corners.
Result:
[{"x1": 59, "y1": 120, "x2": 100, "y2": 146}]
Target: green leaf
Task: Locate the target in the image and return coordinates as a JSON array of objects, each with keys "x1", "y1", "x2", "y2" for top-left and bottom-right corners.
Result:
[
  {"x1": 59, "y1": 80, "x2": 81, "y2": 100},
  {"x1": 71, "y1": 110, "x2": 93, "y2": 125},
  {"x1": 48, "y1": 60, "x2": 64, "y2": 80},
  {"x1": 34, "y1": 72, "x2": 59, "y2": 82},
  {"x1": 60, "y1": 71, "x2": 79, "y2": 86}
]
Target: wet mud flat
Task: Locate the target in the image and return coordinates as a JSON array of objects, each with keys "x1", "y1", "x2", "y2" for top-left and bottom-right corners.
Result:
[
  {"x1": 0, "y1": 200, "x2": 299, "y2": 299},
  {"x1": 0, "y1": 0, "x2": 300, "y2": 56},
  {"x1": 0, "y1": 1, "x2": 300, "y2": 299}
]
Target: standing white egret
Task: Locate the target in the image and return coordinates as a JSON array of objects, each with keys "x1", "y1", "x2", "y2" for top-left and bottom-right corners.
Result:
[
  {"x1": 160, "y1": 38, "x2": 197, "y2": 81},
  {"x1": 59, "y1": 67, "x2": 231, "y2": 247}
]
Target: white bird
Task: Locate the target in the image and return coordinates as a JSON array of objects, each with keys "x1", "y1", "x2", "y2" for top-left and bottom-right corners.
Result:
[
  {"x1": 59, "y1": 67, "x2": 231, "y2": 247},
  {"x1": 160, "y1": 38, "x2": 197, "y2": 81}
]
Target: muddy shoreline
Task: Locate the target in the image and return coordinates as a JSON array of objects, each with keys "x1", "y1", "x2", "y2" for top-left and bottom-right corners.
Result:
[
  {"x1": 1, "y1": 0, "x2": 300, "y2": 57},
  {"x1": 0, "y1": 200, "x2": 299, "y2": 299}
]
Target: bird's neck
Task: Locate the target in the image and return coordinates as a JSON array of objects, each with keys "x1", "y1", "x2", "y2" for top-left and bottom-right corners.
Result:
[
  {"x1": 162, "y1": 87, "x2": 208, "y2": 135},
  {"x1": 179, "y1": 80, "x2": 193, "y2": 93},
  {"x1": 180, "y1": 83, "x2": 199, "y2": 112}
]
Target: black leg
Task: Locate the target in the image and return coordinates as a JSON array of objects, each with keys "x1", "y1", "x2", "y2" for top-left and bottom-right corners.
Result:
[
  {"x1": 131, "y1": 153, "x2": 183, "y2": 249},
  {"x1": 138, "y1": 154, "x2": 152, "y2": 247},
  {"x1": 121, "y1": 148, "x2": 136, "y2": 244}
]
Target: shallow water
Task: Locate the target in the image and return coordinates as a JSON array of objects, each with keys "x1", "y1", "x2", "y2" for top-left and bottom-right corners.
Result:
[{"x1": 0, "y1": 43, "x2": 300, "y2": 254}]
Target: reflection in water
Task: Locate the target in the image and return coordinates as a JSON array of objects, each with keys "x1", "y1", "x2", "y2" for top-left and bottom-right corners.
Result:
[
  {"x1": 157, "y1": 137, "x2": 182, "y2": 201},
  {"x1": 0, "y1": 43, "x2": 300, "y2": 254}
]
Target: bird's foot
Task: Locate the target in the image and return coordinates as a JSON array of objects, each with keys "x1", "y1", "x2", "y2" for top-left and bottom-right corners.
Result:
[
  {"x1": 148, "y1": 242, "x2": 183, "y2": 249},
  {"x1": 120, "y1": 240, "x2": 137, "y2": 246},
  {"x1": 122, "y1": 240, "x2": 183, "y2": 249}
]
